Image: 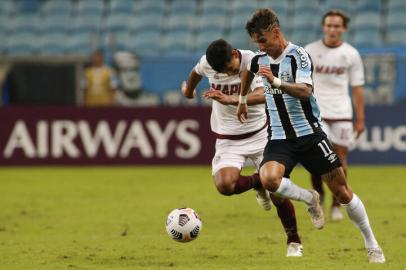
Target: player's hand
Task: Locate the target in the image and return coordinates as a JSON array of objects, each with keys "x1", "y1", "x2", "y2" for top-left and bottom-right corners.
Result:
[
  {"x1": 236, "y1": 103, "x2": 248, "y2": 123},
  {"x1": 353, "y1": 119, "x2": 365, "y2": 138},
  {"x1": 181, "y1": 81, "x2": 196, "y2": 98},
  {"x1": 257, "y1": 65, "x2": 274, "y2": 84},
  {"x1": 203, "y1": 89, "x2": 236, "y2": 105}
]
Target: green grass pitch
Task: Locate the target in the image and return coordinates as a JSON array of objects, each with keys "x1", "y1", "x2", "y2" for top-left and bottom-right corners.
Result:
[{"x1": 0, "y1": 166, "x2": 405, "y2": 270}]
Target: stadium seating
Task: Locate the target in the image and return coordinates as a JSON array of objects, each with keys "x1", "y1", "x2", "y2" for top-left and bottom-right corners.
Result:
[
  {"x1": 41, "y1": 14, "x2": 71, "y2": 34},
  {"x1": 321, "y1": 0, "x2": 353, "y2": 15},
  {"x1": 353, "y1": 29, "x2": 382, "y2": 48},
  {"x1": 161, "y1": 30, "x2": 194, "y2": 54},
  {"x1": 109, "y1": 0, "x2": 135, "y2": 15},
  {"x1": 39, "y1": 32, "x2": 68, "y2": 55},
  {"x1": 105, "y1": 13, "x2": 132, "y2": 33},
  {"x1": 0, "y1": 0, "x2": 15, "y2": 16},
  {"x1": 134, "y1": 0, "x2": 166, "y2": 15},
  {"x1": 76, "y1": 0, "x2": 105, "y2": 16},
  {"x1": 386, "y1": 28, "x2": 406, "y2": 46},
  {"x1": 201, "y1": 0, "x2": 229, "y2": 15},
  {"x1": 0, "y1": 0, "x2": 404, "y2": 57},
  {"x1": 352, "y1": 12, "x2": 382, "y2": 31},
  {"x1": 41, "y1": 0, "x2": 72, "y2": 16},
  {"x1": 195, "y1": 28, "x2": 225, "y2": 53}
]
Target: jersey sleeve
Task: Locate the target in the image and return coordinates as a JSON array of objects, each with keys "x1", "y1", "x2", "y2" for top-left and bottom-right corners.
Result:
[
  {"x1": 292, "y1": 47, "x2": 313, "y2": 85},
  {"x1": 247, "y1": 54, "x2": 261, "y2": 74},
  {"x1": 249, "y1": 75, "x2": 264, "y2": 90},
  {"x1": 349, "y1": 49, "x2": 365, "y2": 87},
  {"x1": 194, "y1": 55, "x2": 208, "y2": 76}
]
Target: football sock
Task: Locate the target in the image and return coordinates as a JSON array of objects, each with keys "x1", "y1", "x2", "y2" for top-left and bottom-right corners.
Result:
[
  {"x1": 234, "y1": 173, "x2": 262, "y2": 194},
  {"x1": 343, "y1": 194, "x2": 379, "y2": 249},
  {"x1": 311, "y1": 174, "x2": 325, "y2": 205},
  {"x1": 275, "y1": 177, "x2": 313, "y2": 205},
  {"x1": 271, "y1": 196, "x2": 301, "y2": 244}
]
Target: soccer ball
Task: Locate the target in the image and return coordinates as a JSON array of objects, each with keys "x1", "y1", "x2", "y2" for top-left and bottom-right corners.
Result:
[{"x1": 165, "y1": 208, "x2": 202, "y2": 243}]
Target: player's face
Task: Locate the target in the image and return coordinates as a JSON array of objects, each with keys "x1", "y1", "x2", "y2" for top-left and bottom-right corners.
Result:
[
  {"x1": 323, "y1": 16, "x2": 346, "y2": 45},
  {"x1": 251, "y1": 29, "x2": 278, "y2": 56},
  {"x1": 222, "y1": 50, "x2": 240, "y2": 75}
]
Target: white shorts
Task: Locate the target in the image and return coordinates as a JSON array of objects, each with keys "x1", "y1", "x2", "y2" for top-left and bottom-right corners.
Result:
[
  {"x1": 321, "y1": 120, "x2": 354, "y2": 148},
  {"x1": 211, "y1": 128, "x2": 268, "y2": 175}
]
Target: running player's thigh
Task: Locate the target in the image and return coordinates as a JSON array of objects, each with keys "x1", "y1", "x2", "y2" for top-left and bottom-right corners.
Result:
[
  {"x1": 331, "y1": 143, "x2": 348, "y2": 168},
  {"x1": 260, "y1": 139, "x2": 297, "y2": 179},
  {"x1": 212, "y1": 139, "x2": 247, "y2": 176},
  {"x1": 299, "y1": 133, "x2": 342, "y2": 176}
]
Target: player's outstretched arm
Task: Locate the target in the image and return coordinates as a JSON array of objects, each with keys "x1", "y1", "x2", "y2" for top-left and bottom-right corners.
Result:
[
  {"x1": 352, "y1": 85, "x2": 365, "y2": 138},
  {"x1": 182, "y1": 70, "x2": 203, "y2": 99},
  {"x1": 237, "y1": 68, "x2": 255, "y2": 123},
  {"x1": 257, "y1": 65, "x2": 312, "y2": 100},
  {"x1": 203, "y1": 87, "x2": 265, "y2": 105}
]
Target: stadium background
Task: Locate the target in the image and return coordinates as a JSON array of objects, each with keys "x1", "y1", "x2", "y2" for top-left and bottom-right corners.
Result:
[
  {"x1": 0, "y1": 0, "x2": 405, "y2": 166},
  {"x1": 0, "y1": 1, "x2": 406, "y2": 269}
]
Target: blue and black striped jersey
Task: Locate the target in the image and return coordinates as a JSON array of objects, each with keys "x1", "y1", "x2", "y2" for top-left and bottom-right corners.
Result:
[{"x1": 248, "y1": 43, "x2": 323, "y2": 140}]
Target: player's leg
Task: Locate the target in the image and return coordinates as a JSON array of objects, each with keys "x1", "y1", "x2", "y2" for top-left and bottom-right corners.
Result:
[
  {"x1": 321, "y1": 167, "x2": 385, "y2": 263},
  {"x1": 308, "y1": 120, "x2": 331, "y2": 207},
  {"x1": 211, "y1": 138, "x2": 266, "y2": 197},
  {"x1": 259, "y1": 140, "x2": 324, "y2": 229},
  {"x1": 269, "y1": 194, "x2": 303, "y2": 256},
  {"x1": 251, "y1": 150, "x2": 302, "y2": 256},
  {"x1": 328, "y1": 121, "x2": 353, "y2": 220},
  {"x1": 301, "y1": 133, "x2": 384, "y2": 263},
  {"x1": 310, "y1": 174, "x2": 324, "y2": 205},
  {"x1": 213, "y1": 167, "x2": 261, "y2": 195},
  {"x1": 330, "y1": 142, "x2": 348, "y2": 220}
]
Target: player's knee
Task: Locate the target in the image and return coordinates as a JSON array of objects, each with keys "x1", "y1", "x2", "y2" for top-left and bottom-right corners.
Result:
[
  {"x1": 214, "y1": 175, "x2": 236, "y2": 196},
  {"x1": 259, "y1": 170, "x2": 281, "y2": 192}
]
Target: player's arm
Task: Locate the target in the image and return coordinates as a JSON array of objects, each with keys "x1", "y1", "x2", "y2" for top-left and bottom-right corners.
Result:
[
  {"x1": 352, "y1": 85, "x2": 365, "y2": 138},
  {"x1": 182, "y1": 70, "x2": 202, "y2": 99},
  {"x1": 236, "y1": 68, "x2": 255, "y2": 123},
  {"x1": 203, "y1": 87, "x2": 265, "y2": 105},
  {"x1": 257, "y1": 65, "x2": 312, "y2": 99}
]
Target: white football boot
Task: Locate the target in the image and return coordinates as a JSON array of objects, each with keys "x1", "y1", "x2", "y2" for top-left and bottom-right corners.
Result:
[
  {"x1": 367, "y1": 247, "x2": 386, "y2": 263},
  {"x1": 255, "y1": 188, "x2": 272, "y2": 211},
  {"x1": 286, "y1": 242, "x2": 303, "y2": 257},
  {"x1": 307, "y1": 190, "x2": 325, "y2": 229}
]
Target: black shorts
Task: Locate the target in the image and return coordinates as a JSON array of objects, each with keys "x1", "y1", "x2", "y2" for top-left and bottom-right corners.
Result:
[{"x1": 260, "y1": 132, "x2": 342, "y2": 178}]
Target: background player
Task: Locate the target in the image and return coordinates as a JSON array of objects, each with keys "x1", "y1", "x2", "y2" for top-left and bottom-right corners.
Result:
[
  {"x1": 305, "y1": 10, "x2": 366, "y2": 221},
  {"x1": 237, "y1": 9, "x2": 385, "y2": 263},
  {"x1": 182, "y1": 39, "x2": 303, "y2": 257}
]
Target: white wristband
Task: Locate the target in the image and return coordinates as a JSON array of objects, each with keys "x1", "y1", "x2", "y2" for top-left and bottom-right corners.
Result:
[
  {"x1": 239, "y1": 95, "x2": 247, "y2": 104},
  {"x1": 271, "y1": 77, "x2": 282, "y2": 88}
]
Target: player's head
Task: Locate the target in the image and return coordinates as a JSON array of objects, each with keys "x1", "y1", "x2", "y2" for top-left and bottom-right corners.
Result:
[
  {"x1": 322, "y1": 10, "x2": 349, "y2": 44},
  {"x1": 245, "y1": 9, "x2": 284, "y2": 56},
  {"x1": 206, "y1": 39, "x2": 240, "y2": 75}
]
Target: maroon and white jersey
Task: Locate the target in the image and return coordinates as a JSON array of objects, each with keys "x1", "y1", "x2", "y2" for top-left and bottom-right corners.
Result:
[
  {"x1": 194, "y1": 50, "x2": 266, "y2": 136},
  {"x1": 305, "y1": 40, "x2": 364, "y2": 120}
]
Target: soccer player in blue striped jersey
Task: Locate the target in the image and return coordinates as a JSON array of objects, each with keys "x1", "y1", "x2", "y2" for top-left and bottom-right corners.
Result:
[{"x1": 237, "y1": 9, "x2": 385, "y2": 263}]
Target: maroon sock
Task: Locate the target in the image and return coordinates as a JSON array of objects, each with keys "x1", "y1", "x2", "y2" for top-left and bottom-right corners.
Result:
[
  {"x1": 311, "y1": 174, "x2": 325, "y2": 205},
  {"x1": 233, "y1": 173, "x2": 262, "y2": 194},
  {"x1": 271, "y1": 197, "x2": 301, "y2": 244}
]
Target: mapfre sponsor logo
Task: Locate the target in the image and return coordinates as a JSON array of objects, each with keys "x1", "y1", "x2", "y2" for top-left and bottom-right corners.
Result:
[
  {"x1": 2, "y1": 119, "x2": 201, "y2": 159},
  {"x1": 351, "y1": 125, "x2": 406, "y2": 152}
]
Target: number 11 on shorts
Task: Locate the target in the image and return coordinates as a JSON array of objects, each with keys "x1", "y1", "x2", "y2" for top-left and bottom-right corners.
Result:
[{"x1": 318, "y1": 140, "x2": 333, "y2": 157}]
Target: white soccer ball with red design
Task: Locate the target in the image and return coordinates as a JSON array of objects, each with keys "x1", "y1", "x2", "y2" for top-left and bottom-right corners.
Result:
[{"x1": 165, "y1": 208, "x2": 202, "y2": 243}]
